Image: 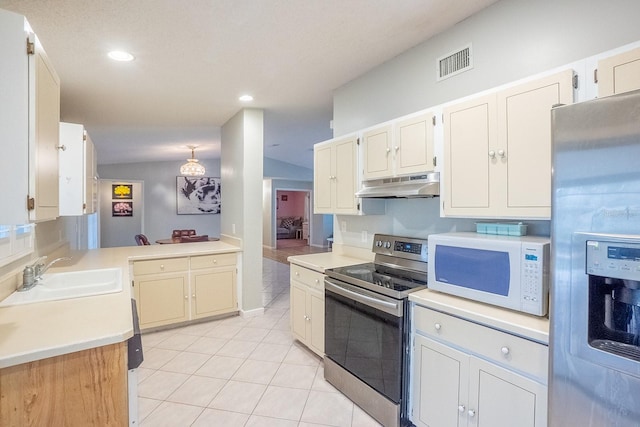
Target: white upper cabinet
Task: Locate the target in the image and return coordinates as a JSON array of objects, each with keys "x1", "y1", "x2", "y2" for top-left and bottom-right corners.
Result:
[
  {"x1": 59, "y1": 122, "x2": 97, "y2": 216},
  {"x1": 598, "y1": 46, "x2": 640, "y2": 97},
  {"x1": 361, "y1": 112, "x2": 435, "y2": 181},
  {"x1": 443, "y1": 69, "x2": 574, "y2": 219},
  {"x1": 314, "y1": 135, "x2": 385, "y2": 215},
  {"x1": 29, "y1": 31, "x2": 61, "y2": 222},
  {"x1": 0, "y1": 9, "x2": 60, "y2": 224},
  {"x1": 0, "y1": 10, "x2": 30, "y2": 225}
]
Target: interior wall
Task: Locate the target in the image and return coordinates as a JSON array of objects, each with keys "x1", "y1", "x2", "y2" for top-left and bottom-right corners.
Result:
[
  {"x1": 98, "y1": 159, "x2": 221, "y2": 244},
  {"x1": 276, "y1": 191, "x2": 305, "y2": 218},
  {"x1": 98, "y1": 180, "x2": 144, "y2": 248},
  {"x1": 221, "y1": 108, "x2": 264, "y2": 313},
  {"x1": 331, "y1": 0, "x2": 640, "y2": 249}
]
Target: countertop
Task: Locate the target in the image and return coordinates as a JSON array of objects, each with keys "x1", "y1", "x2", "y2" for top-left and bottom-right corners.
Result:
[
  {"x1": 410, "y1": 289, "x2": 550, "y2": 344},
  {"x1": 287, "y1": 252, "x2": 367, "y2": 273},
  {"x1": 0, "y1": 240, "x2": 241, "y2": 369}
]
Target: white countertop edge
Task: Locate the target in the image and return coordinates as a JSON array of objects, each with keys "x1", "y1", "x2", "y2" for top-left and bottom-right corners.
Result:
[
  {"x1": 0, "y1": 330, "x2": 133, "y2": 369},
  {"x1": 410, "y1": 289, "x2": 550, "y2": 345}
]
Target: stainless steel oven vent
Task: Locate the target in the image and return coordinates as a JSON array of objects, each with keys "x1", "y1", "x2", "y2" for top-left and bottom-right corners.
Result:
[{"x1": 437, "y1": 44, "x2": 472, "y2": 81}]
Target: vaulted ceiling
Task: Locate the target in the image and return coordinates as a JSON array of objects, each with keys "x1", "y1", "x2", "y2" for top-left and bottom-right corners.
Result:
[{"x1": 0, "y1": 0, "x2": 499, "y2": 169}]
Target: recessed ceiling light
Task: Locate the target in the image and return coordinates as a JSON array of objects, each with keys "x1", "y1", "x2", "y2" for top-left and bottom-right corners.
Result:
[
  {"x1": 108, "y1": 51, "x2": 134, "y2": 62},
  {"x1": 239, "y1": 94, "x2": 254, "y2": 102}
]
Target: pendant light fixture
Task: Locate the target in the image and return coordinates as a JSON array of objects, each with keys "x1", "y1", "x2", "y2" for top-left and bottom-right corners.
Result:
[{"x1": 180, "y1": 145, "x2": 206, "y2": 176}]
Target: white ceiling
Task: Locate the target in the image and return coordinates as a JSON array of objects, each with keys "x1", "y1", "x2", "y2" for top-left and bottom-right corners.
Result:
[{"x1": 0, "y1": 0, "x2": 499, "y2": 169}]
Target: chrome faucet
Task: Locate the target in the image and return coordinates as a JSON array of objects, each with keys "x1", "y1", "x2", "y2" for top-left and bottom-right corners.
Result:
[{"x1": 18, "y1": 256, "x2": 72, "y2": 292}]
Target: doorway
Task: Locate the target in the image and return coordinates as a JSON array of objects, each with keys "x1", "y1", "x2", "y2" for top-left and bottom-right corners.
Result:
[{"x1": 275, "y1": 190, "x2": 309, "y2": 248}]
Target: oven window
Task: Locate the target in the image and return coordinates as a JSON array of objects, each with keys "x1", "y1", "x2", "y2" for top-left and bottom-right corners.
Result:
[{"x1": 325, "y1": 288, "x2": 403, "y2": 403}]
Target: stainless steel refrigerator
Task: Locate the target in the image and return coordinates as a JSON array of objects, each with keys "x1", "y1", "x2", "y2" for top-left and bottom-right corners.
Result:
[{"x1": 550, "y1": 90, "x2": 640, "y2": 426}]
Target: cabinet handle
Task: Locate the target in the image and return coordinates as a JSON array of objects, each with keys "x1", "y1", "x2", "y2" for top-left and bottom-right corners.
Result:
[
  {"x1": 160, "y1": 264, "x2": 165, "y2": 270},
  {"x1": 184, "y1": 295, "x2": 188, "y2": 299},
  {"x1": 458, "y1": 405, "x2": 465, "y2": 413},
  {"x1": 394, "y1": 146, "x2": 399, "y2": 151},
  {"x1": 315, "y1": 279, "x2": 319, "y2": 284},
  {"x1": 386, "y1": 148, "x2": 391, "y2": 154},
  {"x1": 56, "y1": 144, "x2": 67, "y2": 151},
  {"x1": 192, "y1": 294, "x2": 196, "y2": 298},
  {"x1": 468, "y1": 409, "x2": 476, "y2": 417},
  {"x1": 213, "y1": 259, "x2": 217, "y2": 264},
  {"x1": 497, "y1": 149, "x2": 506, "y2": 158},
  {"x1": 434, "y1": 323, "x2": 441, "y2": 331},
  {"x1": 488, "y1": 150, "x2": 496, "y2": 158},
  {"x1": 295, "y1": 271, "x2": 300, "y2": 276},
  {"x1": 501, "y1": 346, "x2": 510, "y2": 355}
]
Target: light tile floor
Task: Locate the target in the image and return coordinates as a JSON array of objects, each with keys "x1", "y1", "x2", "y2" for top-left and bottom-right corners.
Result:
[{"x1": 138, "y1": 257, "x2": 382, "y2": 427}]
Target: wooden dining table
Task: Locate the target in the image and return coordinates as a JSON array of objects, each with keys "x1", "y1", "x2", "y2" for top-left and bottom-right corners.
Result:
[{"x1": 155, "y1": 237, "x2": 220, "y2": 244}]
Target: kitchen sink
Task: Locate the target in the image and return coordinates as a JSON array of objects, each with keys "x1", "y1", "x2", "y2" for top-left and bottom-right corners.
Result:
[{"x1": 0, "y1": 268, "x2": 123, "y2": 307}]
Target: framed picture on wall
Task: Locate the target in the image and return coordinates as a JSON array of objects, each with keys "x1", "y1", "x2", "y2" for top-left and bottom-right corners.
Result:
[
  {"x1": 112, "y1": 184, "x2": 133, "y2": 199},
  {"x1": 112, "y1": 201, "x2": 133, "y2": 217},
  {"x1": 177, "y1": 176, "x2": 221, "y2": 214}
]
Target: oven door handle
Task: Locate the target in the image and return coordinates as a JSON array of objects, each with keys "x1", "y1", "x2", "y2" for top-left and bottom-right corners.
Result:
[{"x1": 325, "y1": 280, "x2": 401, "y2": 315}]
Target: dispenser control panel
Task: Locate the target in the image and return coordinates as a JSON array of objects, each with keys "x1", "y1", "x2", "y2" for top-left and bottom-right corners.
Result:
[{"x1": 586, "y1": 240, "x2": 640, "y2": 281}]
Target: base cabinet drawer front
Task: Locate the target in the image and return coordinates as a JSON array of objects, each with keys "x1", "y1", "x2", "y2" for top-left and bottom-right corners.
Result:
[
  {"x1": 135, "y1": 273, "x2": 189, "y2": 328},
  {"x1": 191, "y1": 253, "x2": 237, "y2": 269},
  {"x1": 133, "y1": 257, "x2": 189, "y2": 275},
  {"x1": 290, "y1": 265, "x2": 324, "y2": 291},
  {"x1": 413, "y1": 306, "x2": 548, "y2": 381},
  {"x1": 192, "y1": 268, "x2": 237, "y2": 318}
]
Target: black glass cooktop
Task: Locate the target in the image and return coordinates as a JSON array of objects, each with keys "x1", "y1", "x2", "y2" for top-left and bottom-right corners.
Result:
[{"x1": 325, "y1": 262, "x2": 427, "y2": 299}]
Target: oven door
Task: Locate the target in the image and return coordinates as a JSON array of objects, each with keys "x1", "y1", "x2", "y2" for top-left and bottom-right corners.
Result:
[{"x1": 324, "y1": 278, "x2": 405, "y2": 404}]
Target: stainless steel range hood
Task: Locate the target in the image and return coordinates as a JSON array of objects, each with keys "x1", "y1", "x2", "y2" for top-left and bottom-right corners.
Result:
[{"x1": 355, "y1": 172, "x2": 439, "y2": 198}]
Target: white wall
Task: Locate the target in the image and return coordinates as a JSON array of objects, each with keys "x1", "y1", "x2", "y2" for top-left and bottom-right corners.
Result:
[
  {"x1": 221, "y1": 109, "x2": 264, "y2": 313},
  {"x1": 98, "y1": 159, "x2": 222, "y2": 245},
  {"x1": 331, "y1": 0, "x2": 640, "y2": 248}
]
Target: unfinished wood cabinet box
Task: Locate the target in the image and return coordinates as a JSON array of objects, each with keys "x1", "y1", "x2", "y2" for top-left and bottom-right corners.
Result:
[{"x1": 0, "y1": 342, "x2": 128, "y2": 426}]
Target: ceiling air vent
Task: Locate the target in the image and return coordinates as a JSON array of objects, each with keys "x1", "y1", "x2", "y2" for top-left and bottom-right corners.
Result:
[{"x1": 437, "y1": 44, "x2": 473, "y2": 81}]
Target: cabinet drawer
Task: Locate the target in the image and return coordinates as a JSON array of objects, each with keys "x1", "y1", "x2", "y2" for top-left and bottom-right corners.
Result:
[
  {"x1": 290, "y1": 264, "x2": 324, "y2": 292},
  {"x1": 133, "y1": 257, "x2": 189, "y2": 275},
  {"x1": 190, "y1": 253, "x2": 236, "y2": 270},
  {"x1": 414, "y1": 306, "x2": 548, "y2": 382}
]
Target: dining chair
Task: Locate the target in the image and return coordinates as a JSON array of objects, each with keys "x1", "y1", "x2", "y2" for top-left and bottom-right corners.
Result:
[{"x1": 135, "y1": 234, "x2": 151, "y2": 246}]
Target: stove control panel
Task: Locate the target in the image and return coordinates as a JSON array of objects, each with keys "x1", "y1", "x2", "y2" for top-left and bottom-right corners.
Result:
[{"x1": 372, "y1": 234, "x2": 428, "y2": 263}]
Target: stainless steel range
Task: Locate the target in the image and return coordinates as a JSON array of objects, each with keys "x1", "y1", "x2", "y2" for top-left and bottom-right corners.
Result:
[{"x1": 324, "y1": 234, "x2": 428, "y2": 427}]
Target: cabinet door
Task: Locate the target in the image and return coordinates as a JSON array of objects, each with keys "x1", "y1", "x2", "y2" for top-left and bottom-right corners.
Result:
[
  {"x1": 362, "y1": 124, "x2": 393, "y2": 180},
  {"x1": 84, "y1": 134, "x2": 97, "y2": 214},
  {"x1": 314, "y1": 142, "x2": 333, "y2": 213},
  {"x1": 334, "y1": 136, "x2": 359, "y2": 214},
  {"x1": 395, "y1": 113, "x2": 434, "y2": 176},
  {"x1": 497, "y1": 69, "x2": 573, "y2": 218},
  {"x1": 291, "y1": 281, "x2": 308, "y2": 342},
  {"x1": 29, "y1": 34, "x2": 60, "y2": 222},
  {"x1": 308, "y1": 287, "x2": 324, "y2": 355},
  {"x1": 0, "y1": 11, "x2": 29, "y2": 225},
  {"x1": 469, "y1": 357, "x2": 547, "y2": 427},
  {"x1": 192, "y1": 267, "x2": 237, "y2": 318},
  {"x1": 443, "y1": 94, "x2": 497, "y2": 216},
  {"x1": 598, "y1": 47, "x2": 640, "y2": 97},
  {"x1": 412, "y1": 335, "x2": 468, "y2": 427},
  {"x1": 135, "y1": 273, "x2": 189, "y2": 329}
]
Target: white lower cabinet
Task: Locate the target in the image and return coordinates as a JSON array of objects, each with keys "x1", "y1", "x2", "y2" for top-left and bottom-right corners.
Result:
[
  {"x1": 133, "y1": 253, "x2": 238, "y2": 330},
  {"x1": 412, "y1": 306, "x2": 547, "y2": 427},
  {"x1": 290, "y1": 263, "x2": 325, "y2": 357}
]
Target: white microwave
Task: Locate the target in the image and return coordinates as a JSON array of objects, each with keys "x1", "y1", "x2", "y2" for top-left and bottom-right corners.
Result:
[{"x1": 427, "y1": 232, "x2": 550, "y2": 316}]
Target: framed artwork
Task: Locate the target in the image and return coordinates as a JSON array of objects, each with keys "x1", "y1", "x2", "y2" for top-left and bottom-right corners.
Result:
[
  {"x1": 177, "y1": 176, "x2": 221, "y2": 214},
  {"x1": 112, "y1": 184, "x2": 133, "y2": 199},
  {"x1": 112, "y1": 201, "x2": 133, "y2": 217}
]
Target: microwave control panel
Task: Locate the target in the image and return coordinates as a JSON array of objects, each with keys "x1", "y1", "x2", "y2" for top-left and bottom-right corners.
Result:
[{"x1": 520, "y1": 244, "x2": 549, "y2": 314}]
